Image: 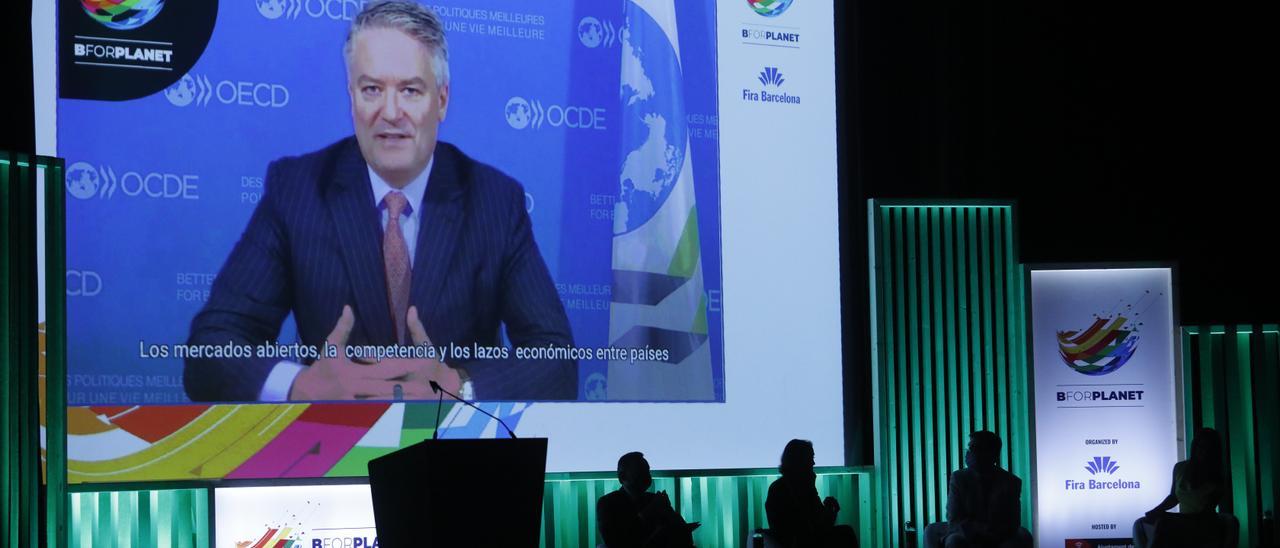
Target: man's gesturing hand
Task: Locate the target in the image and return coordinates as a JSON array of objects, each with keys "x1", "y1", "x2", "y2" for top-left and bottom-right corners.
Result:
[
  {"x1": 289, "y1": 305, "x2": 463, "y2": 401},
  {"x1": 384, "y1": 306, "x2": 463, "y2": 396}
]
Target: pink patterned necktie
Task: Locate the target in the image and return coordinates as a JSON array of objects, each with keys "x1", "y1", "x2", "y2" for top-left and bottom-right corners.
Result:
[{"x1": 382, "y1": 191, "x2": 412, "y2": 344}]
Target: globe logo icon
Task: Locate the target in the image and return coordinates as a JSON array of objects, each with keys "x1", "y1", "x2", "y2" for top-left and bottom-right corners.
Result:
[
  {"x1": 1057, "y1": 315, "x2": 1140, "y2": 376},
  {"x1": 578, "y1": 17, "x2": 603, "y2": 48},
  {"x1": 256, "y1": 0, "x2": 287, "y2": 19},
  {"x1": 505, "y1": 97, "x2": 531, "y2": 130},
  {"x1": 165, "y1": 75, "x2": 197, "y2": 107},
  {"x1": 616, "y1": 8, "x2": 688, "y2": 234},
  {"x1": 747, "y1": 0, "x2": 795, "y2": 18},
  {"x1": 80, "y1": 0, "x2": 166, "y2": 31},
  {"x1": 66, "y1": 162, "x2": 101, "y2": 200},
  {"x1": 584, "y1": 373, "x2": 607, "y2": 401}
]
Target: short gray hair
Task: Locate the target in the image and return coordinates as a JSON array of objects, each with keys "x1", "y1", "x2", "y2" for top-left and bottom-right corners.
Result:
[{"x1": 344, "y1": 0, "x2": 450, "y2": 87}]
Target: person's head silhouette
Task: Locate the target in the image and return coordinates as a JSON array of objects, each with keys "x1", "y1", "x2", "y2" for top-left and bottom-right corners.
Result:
[
  {"x1": 1190, "y1": 428, "x2": 1223, "y2": 465},
  {"x1": 1187, "y1": 428, "x2": 1224, "y2": 485},
  {"x1": 965, "y1": 430, "x2": 1002, "y2": 469},
  {"x1": 779, "y1": 439, "x2": 817, "y2": 480},
  {"x1": 618, "y1": 451, "x2": 653, "y2": 499}
]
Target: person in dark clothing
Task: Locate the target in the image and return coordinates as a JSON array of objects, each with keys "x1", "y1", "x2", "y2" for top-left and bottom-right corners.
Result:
[
  {"x1": 764, "y1": 439, "x2": 859, "y2": 547},
  {"x1": 597, "y1": 452, "x2": 697, "y2": 548},
  {"x1": 924, "y1": 431, "x2": 1032, "y2": 548},
  {"x1": 1132, "y1": 428, "x2": 1238, "y2": 548}
]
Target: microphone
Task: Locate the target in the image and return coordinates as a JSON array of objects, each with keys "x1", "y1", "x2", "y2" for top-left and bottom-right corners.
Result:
[
  {"x1": 430, "y1": 380, "x2": 443, "y2": 440},
  {"x1": 429, "y1": 380, "x2": 517, "y2": 439}
]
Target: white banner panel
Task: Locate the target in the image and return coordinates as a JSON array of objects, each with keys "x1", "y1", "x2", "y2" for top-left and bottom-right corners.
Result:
[
  {"x1": 1030, "y1": 267, "x2": 1179, "y2": 547},
  {"x1": 215, "y1": 484, "x2": 377, "y2": 548}
]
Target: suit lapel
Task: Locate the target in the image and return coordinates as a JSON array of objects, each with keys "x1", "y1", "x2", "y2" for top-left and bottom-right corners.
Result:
[
  {"x1": 411, "y1": 143, "x2": 466, "y2": 335},
  {"x1": 323, "y1": 139, "x2": 395, "y2": 344}
]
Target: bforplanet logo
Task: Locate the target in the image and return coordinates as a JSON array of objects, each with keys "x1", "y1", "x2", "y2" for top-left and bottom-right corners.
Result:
[
  {"x1": 740, "y1": 0, "x2": 801, "y2": 49},
  {"x1": 504, "y1": 97, "x2": 606, "y2": 131},
  {"x1": 743, "y1": 67, "x2": 800, "y2": 105},
  {"x1": 164, "y1": 73, "x2": 291, "y2": 108},
  {"x1": 66, "y1": 161, "x2": 200, "y2": 200},
  {"x1": 60, "y1": 1, "x2": 216, "y2": 101}
]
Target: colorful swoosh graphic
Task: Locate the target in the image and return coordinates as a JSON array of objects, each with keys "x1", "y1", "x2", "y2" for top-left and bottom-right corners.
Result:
[{"x1": 1056, "y1": 315, "x2": 1139, "y2": 375}]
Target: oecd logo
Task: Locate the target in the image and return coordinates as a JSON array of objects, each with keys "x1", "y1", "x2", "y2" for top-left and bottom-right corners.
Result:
[
  {"x1": 758, "y1": 67, "x2": 785, "y2": 87},
  {"x1": 504, "y1": 97, "x2": 606, "y2": 131},
  {"x1": 66, "y1": 162, "x2": 103, "y2": 200},
  {"x1": 165, "y1": 73, "x2": 290, "y2": 108},
  {"x1": 505, "y1": 97, "x2": 532, "y2": 130},
  {"x1": 164, "y1": 74, "x2": 205, "y2": 107},
  {"x1": 1085, "y1": 456, "x2": 1119, "y2": 475},
  {"x1": 66, "y1": 270, "x2": 103, "y2": 297},
  {"x1": 584, "y1": 372, "x2": 607, "y2": 401},
  {"x1": 747, "y1": 0, "x2": 794, "y2": 18},
  {"x1": 577, "y1": 17, "x2": 617, "y2": 48},
  {"x1": 256, "y1": 0, "x2": 302, "y2": 20},
  {"x1": 257, "y1": 0, "x2": 364, "y2": 21},
  {"x1": 81, "y1": 0, "x2": 166, "y2": 31},
  {"x1": 64, "y1": 162, "x2": 199, "y2": 200}
]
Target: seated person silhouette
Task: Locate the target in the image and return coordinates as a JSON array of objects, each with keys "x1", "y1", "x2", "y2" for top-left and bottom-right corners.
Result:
[
  {"x1": 764, "y1": 439, "x2": 859, "y2": 548},
  {"x1": 1132, "y1": 428, "x2": 1239, "y2": 548},
  {"x1": 924, "y1": 431, "x2": 1032, "y2": 548},
  {"x1": 597, "y1": 452, "x2": 698, "y2": 548}
]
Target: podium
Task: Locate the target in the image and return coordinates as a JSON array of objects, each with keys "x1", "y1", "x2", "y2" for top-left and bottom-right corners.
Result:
[{"x1": 367, "y1": 438, "x2": 548, "y2": 547}]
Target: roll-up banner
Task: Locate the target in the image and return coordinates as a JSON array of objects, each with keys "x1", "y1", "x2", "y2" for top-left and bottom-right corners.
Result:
[{"x1": 1028, "y1": 266, "x2": 1181, "y2": 547}]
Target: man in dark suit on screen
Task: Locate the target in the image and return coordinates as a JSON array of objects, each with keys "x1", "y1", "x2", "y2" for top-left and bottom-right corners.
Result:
[{"x1": 183, "y1": 0, "x2": 576, "y2": 402}]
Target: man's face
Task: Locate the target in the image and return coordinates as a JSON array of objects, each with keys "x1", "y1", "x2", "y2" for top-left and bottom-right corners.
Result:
[
  {"x1": 620, "y1": 459, "x2": 653, "y2": 496},
  {"x1": 347, "y1": 27, "x2": 449, "y2": 187}
]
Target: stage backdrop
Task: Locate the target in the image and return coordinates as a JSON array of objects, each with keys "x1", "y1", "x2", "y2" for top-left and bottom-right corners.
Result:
[{"x1": 1029, "y1": 267, "x2": 1180, "y2": 547}]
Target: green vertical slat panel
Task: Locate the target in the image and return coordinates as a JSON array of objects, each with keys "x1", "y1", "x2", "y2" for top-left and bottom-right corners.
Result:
[
  {"x1": 1006, "y1": 218, "x2": 1032, "y2": 530},
  {"x1": 1, "y1": 154, "x2": 12, "y2": 548},
  {"x1": 918, "y1": 210, "x2": 937, "y2": 524},
  {"x1": 928, "y1": 209, "x2": 947, "y2": 526},
  {"x1": 956, "y1": 209, "x2": 973, "y2": 452},
  {"x1": 44, "y1": 157, "x2": 70, "y2": 548},
  {"x1": 1213, "y1": 329, "x2": 1230, "y2": 435},
  {"x1": 2, "y1": 153, "x2": 42, "y2": 548},
  {"x1": 540, "y1": 476, "x2": 681, "y2": 547},
  {"x1": 942, "y1": 209, "x2": 961, "y2": 479},
  {"x1": 978, "y1": 208, "x2": 995, "y2": 432},
  {"x1": 904, "y1": 207, "x2": 926, "y2": 534},
  {"x1": 1182, "y1": 328, "x2": 1198, "y2": 452},
  {"x1": 68, "y1": 489, "x2": 208, "y2": 548},
  {"x1": 879, "y1": 206, "x2": 898, "y2": 548},
  {"x1": 992, "y1": 209, "x2": 1010, "y2": 468},
  {"x1": 1197, "y1": 327, "x2": 1216, "y2": 429},
  {"x1": 674, "y1": 472, "x2": 866, "y2": 548},
  {"x1": 115, "y1": 491, "x2": 130, "y2": 548},
  {"x1": 857, "y1": 472, "x2": 873, "y2": 544},
  {"x1": 966, "y1": 209, "x2": 983, "y2": 432},
  {"x1": 96, "y1": 491, "x2": 111, "y2": 544},
  {"x1": 1183, "y1": 325, "x2": 1280, "y2": 548},
  {"x1": 894, "y1": 207, "x2": 910, "y2": 541},
  {"x1": 870, "y1": 203, "x2": 1028, "y2": 547},
  {"x1": 1231, "y1": 328, "x2": 1258, "y2": 547},
  {"x1": 1261, "y1": 328, "x2": 1279, "y2": 531}
]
